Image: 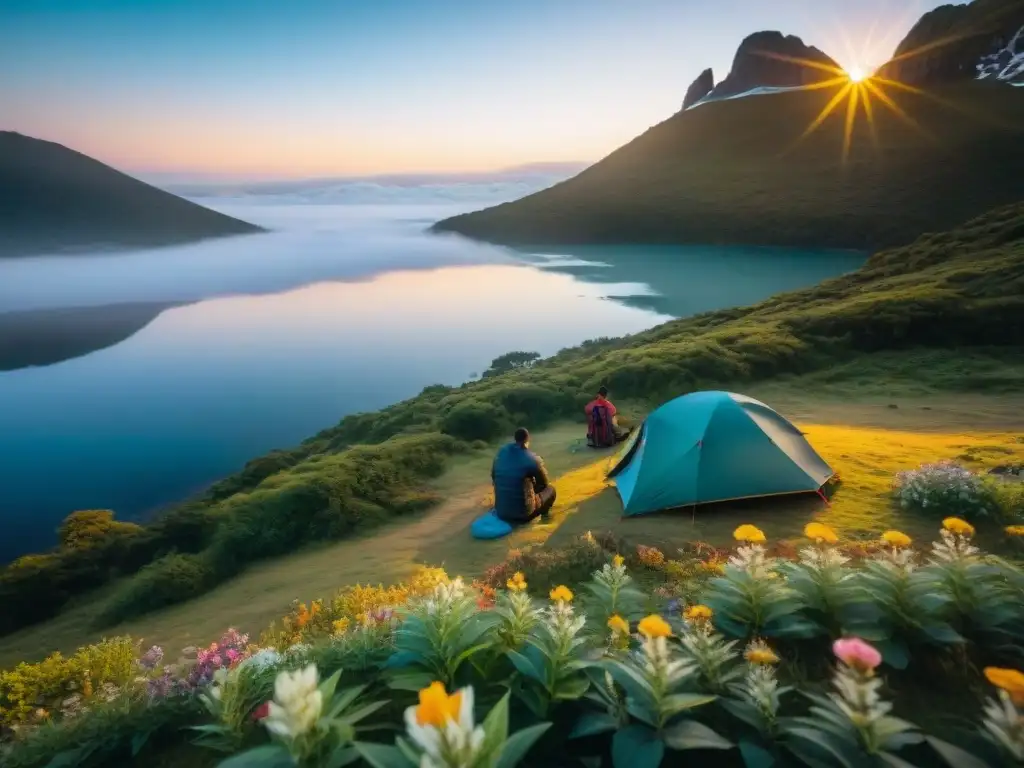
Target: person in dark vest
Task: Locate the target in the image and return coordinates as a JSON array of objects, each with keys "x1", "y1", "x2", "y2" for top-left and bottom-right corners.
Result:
[
  {"x1": 585, "y1": 386, "x2": 631, "y2": 448},
  {"x1": 491, "y1": 427, "x2": 557, "y2": 523}
]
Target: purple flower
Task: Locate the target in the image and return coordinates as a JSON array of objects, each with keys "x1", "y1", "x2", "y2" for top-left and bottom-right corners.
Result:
[{"x1": 138, "y1": 645, "x2": 164, "y2": 671}]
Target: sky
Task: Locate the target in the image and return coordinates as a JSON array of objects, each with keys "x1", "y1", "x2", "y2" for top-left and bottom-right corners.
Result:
[{"x1": 1, "y1": 0, "x2": 951, "y2": 178}]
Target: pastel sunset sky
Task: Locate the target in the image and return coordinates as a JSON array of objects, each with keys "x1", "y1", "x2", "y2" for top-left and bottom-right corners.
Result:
[{"x1": 1, "y1": 0, "x2": 948, "y2": 178}]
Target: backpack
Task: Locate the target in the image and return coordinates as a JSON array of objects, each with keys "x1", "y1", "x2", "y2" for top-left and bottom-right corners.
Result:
[{"x1": 588, "y1": 404, "x2": 614, "y2": 448}]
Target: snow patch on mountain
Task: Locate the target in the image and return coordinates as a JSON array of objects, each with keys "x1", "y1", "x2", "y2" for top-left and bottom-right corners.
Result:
[{"x1": 977, "y1": 24, "x2": 1024, "y2": 85}]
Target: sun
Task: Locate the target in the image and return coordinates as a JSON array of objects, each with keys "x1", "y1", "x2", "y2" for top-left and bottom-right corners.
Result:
[{"x1": 846, "y1": 65, "x2": 868, "y2": 82}]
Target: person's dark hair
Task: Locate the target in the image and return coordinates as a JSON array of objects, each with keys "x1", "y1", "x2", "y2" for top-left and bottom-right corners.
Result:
[
  {"x1": 598, "y1": 386, "x2": 608, "y2": 397},
  {"x1": 514, "y1": 427, "x2": 530, "y2": 445}
]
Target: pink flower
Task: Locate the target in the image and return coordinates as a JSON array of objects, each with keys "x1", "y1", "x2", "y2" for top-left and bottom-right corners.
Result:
[
  {"x1": 226, "y1": 649, "x2": 240, "y2": 662},
  {"x1": 210, "y1": 654, "x2": 223, "y2": 667},
  {"x1": 252, "y1": 701, "x2": 270, "y2": 721},
  {"x1": 833, "y1": 637, "x2": 882, "y2": 672}
]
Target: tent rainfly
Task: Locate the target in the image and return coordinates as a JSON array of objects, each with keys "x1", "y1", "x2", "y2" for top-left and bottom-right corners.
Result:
[{"x1": 607, "y1": 391, "x2": 833, "y2": 516}]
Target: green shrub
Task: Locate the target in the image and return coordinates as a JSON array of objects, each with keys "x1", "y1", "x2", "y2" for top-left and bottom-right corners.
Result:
[
  {"x1": 440, "y1": 399, "x2": 510, "y2": 441},
  {"x1": 96, "y1": 553, "x2": 214, "y2": 627}
]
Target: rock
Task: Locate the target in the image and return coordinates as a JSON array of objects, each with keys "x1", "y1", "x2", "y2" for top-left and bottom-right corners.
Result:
[
  {"x1": 878, "y1": 0, "x2": 1024, "y2": 85},
  {"x1": 682, "y1": 67, "x2": 715, "y2": 109},
  {"x1": 708, "y1": 31, "x2": 841, "y2": 101}
]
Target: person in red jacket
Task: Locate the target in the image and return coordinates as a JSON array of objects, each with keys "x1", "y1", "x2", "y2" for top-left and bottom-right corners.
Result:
[{"x1": 585, "y1": 386, "x2": 631, "y2": 448}]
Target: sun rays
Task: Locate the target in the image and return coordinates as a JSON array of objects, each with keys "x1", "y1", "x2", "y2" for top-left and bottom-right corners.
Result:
[{"x1": 745, "y1": 11, "x2": 1011, "y2": 164}]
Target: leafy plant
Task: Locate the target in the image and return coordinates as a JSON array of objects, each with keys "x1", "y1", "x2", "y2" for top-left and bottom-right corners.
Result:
[
  {"x1": 704, "y1": 525, "x2": 818, "y2": 641},
  {"x1": 598, "y1": 615, "x2": 730, "y2": 768},
  {"x1": 507, "y1": 586, "x2": 591, "y2": 717},
  {"x1": 217, "y1": 665, "x2": 388, "y2": 768},
  {"x1": 387, "y1": 579, "x2": 499, "y2": 690}
]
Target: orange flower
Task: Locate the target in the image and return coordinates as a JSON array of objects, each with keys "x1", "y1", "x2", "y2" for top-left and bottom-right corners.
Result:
[
  {"x1": 415, "y1": 681, "x2": 463, "y2": 727},
  {"x1": 984, "y1": 667, "x2": 1024, "y2": 705}
]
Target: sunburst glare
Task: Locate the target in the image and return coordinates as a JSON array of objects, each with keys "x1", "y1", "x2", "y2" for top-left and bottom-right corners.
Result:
[{"x1": 846, "y1": 66, "x2": 868, "y2": 82}]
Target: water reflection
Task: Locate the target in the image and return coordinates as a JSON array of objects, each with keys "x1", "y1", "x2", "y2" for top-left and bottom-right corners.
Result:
[
  {"x1": 514, "y1": 244, "x2": 866, "y2": 317},
  {"x1": 0, "y1": 263, "x2": 668, "y2": 561}
]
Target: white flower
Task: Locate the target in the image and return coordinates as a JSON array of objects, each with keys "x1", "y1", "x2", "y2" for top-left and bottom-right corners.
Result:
[
  {"x1": 263, "y1": 664, "x2": 322, "y2": 739},
  {"x1": 240, "y1": 648, "x2": 283, "y2": 671},
  {"x1": 982, "y1": 691, "x2": 1024, "y2": 761}
]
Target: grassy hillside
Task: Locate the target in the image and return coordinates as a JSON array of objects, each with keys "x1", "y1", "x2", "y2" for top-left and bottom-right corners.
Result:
[
  {"x1": 433, "y1": 81, "x2": 1024, "y2": 249},
  {"x1": 2, "y1": 201, "x2": 1022, "y2": 636},
  {"x1": 0, "y1": 132, "x2": 263, "y2": 258}
]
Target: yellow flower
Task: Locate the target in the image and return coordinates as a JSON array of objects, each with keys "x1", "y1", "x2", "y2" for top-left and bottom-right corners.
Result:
[
  {"x1": 684, "y1": 604, "x2": 713, "y2": 622},
  {"x1": 332, "y1": 618, "x2": 350, "y2": 635},
  {"x1": 415, "y1": 681, "x2": 463, "y2": 727},
  {"x1": 1005, "y1": 525, "x2": 1024, "y2": 537},
  {"x1": 607, "y1": 615, "x2": 630, "y2": 636},
  {"x1": 942, "y1": 517, "x2": 975, "y2": 537},
  {"x1": 881, "y1": 530, "x2": 912, "y2": 548},
  {"x1": 549, "y1": 585, "x2": 573, "y2": 603},
  {"x1": 804, "y1": 522, "x2": 839, "y2": 545},
  {"x1": 984, "y1": 667, "x2": 1024, "y2": 706},
  {"x1": 506, "y1": 571, "x2": 528, "y2": 592},
  {"x1": 744, "y1": 640, "x2": 780, "y2": 665},
  {"x1": 734, "y1": 524, "x2": 766, "y2": 544},
  {"x1": 612, "y1": 554, "x2": 625, "y2": 568},
  {"x1": 637, "y1": 614, "x2": 672, "y2": 639}
]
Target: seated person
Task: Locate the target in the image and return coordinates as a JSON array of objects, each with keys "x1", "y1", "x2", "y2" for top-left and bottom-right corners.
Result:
[
  {"x1": 585, "y1": 386, "x2": 631, "y2": 448},
  {"x1": 491, "y1": 427, "x2": 557, "y2": 523}
]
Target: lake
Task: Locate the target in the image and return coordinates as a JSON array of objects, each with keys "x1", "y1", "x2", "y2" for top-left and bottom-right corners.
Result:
[{"x1": 0, "y1": 193, "x2": 865, "y2": 562}]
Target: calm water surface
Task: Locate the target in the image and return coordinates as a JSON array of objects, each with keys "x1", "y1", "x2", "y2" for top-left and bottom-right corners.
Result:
[{"x1": 0, "y1": 198, "x2": 864, "y2": 560}]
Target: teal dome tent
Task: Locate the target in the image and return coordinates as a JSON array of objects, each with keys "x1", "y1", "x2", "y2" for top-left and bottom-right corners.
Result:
[{"x1": 607, "y1": 391, "x2": 833, "y2": 516}]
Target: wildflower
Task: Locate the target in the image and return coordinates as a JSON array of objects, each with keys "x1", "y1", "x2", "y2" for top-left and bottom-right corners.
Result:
[
  {"x1": 414, "y1": 681, "x2": 463, "y2": 727},
  {"x1": 744, "y1": 639, "x2": 780, "y2": 666},
  {"x1": 985, "y1": 668, "x2": 1024, "y2": 706},
  {"x1": 827, "y1": 638, "x2": 896, "y2": 752},
  {"x1": 332, "y1": 618, "x2": 350, "y2": 636},
  {"x1": 612, "y1": 554, "x2": 625, "y2": 568},
  {"x1": 404, "y1": 682, "x2": 485, "y2": 767},
  {"x1": 637, "y1": 545, "x2": 665, "y2": 567},
  {"x1": 881, "y1": 530, "x2": 912, "y2": 548},
  {"x1": 734, "y1": 524, "x2": 767, "y2": 543},
  {"x1": 804, "y1": 522, "x2": 839, "y2": 544},
  {"x1": 607, "y1": 614, "x2": 630, "y2": 636},
  {"x1": 981, "y1": 668, "x2": 1024, "y2": 760},
  {"x1": 138, "y1": 645, "x2": 164, "y2": 671},
  {"x1": 942, "y1": 517, "x2": 975, "y2": 537},
  {"x1": 833, "y1": 637, "x2": 882, "y2": 674},
  {"x1": 638, "y1": 614, "x2": 672, "y2": 639},
  {"x1": 506, "y1": 572, "x2": 528, "y2": 592},
  {"x1": 684, "y1": 604, "x2": 713, "y2": 622},
  {"x1": 549, "y1": 585, "x2": 573, "y2": 603},
  {"x1": 1006, "y1": 525, "x2": 1024, "y2": 537},
  {"x1": 263, "y1": 664, "x2": 322, "y2": 739}
]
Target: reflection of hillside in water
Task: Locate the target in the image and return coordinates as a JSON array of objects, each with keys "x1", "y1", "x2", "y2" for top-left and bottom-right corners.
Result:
[
  {"x1": 512, "y1": 244, "x2": 867, "y2": 318},
  {"x1": 0, "y1": 302, "x2": 178, "y2": 371}
]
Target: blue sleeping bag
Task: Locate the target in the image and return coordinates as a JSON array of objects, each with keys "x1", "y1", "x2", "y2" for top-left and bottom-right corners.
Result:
[{"x1": 470, "y1": 508, "x2": 514, "y2": 540}]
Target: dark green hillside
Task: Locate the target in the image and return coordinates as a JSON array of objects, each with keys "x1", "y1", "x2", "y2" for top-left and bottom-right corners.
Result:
[
  {"x1": 2, "y1": 201, "x2": 1022, "y2": 633},
  {"x1": 433, "y1": 81, "x2": 1024, "y2": 250},
  {"x1": 0, "y1": 132, "x2": 263, "y2": 258}
]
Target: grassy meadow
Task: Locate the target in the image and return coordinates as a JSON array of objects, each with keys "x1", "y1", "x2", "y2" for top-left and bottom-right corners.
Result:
[{"x1": 434, "y1": 80, "x2": 1024, "y2": 249}]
